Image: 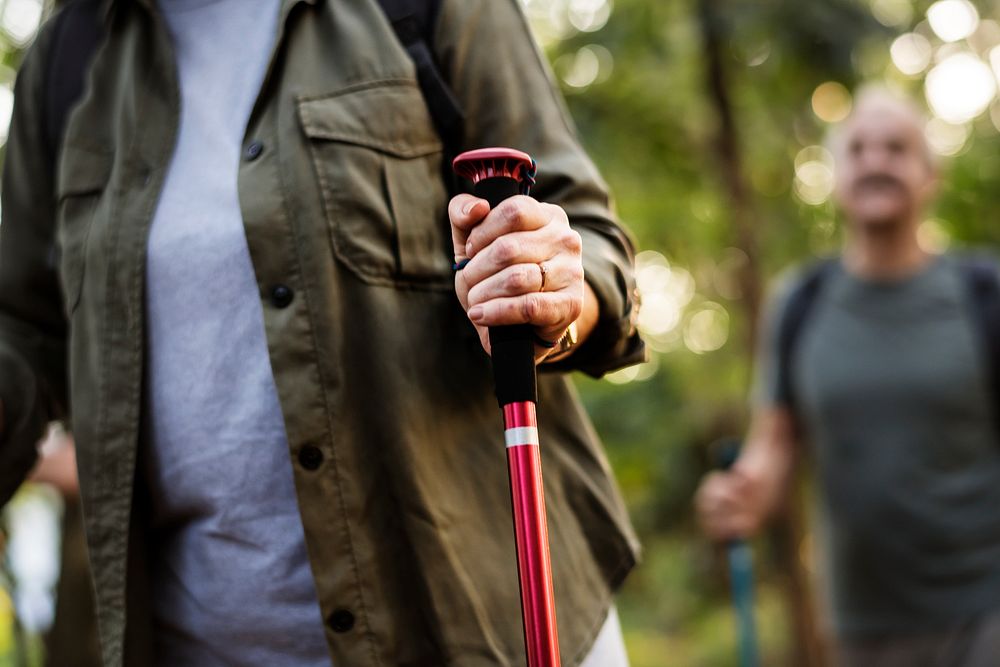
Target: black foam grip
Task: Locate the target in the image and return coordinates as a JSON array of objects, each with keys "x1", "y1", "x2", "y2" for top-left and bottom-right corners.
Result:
[
  {"x1": 489, "y1": 325, "x2": 537, "y2": 406},
  {"x1": 474, "y1": 177, "x2": 538, "y2": 406}
]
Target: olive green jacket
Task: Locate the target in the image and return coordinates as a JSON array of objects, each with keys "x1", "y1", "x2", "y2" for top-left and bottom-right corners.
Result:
[{"x1": 0, "y1": 0, "x2": 644, "y2": 664}]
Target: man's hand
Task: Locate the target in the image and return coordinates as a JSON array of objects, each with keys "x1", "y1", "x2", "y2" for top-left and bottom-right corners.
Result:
[
  {"x1": 449, "y1": 194, "x2": 592, "y2": 363},
  {"x1": 694, "y1": 407, "x2": 799, "y2": 542},
  {"x1": 695, "y1": 468, "x2": 768, "y2": 541}
]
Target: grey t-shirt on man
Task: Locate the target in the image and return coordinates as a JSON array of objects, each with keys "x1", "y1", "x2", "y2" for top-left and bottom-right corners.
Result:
[{"x1": 757, "y1": 254, "x2": 1000, "y2": 639}]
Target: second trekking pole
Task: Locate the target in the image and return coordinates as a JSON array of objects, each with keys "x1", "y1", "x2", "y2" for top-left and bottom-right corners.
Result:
[{"x1": 713, "y1": 438, "x2": 760, "y2": 667}]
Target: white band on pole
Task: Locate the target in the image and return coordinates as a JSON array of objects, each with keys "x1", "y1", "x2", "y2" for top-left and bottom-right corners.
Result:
[{"x1": 505, "y1": 426, "x2": 540, "y2": 448}]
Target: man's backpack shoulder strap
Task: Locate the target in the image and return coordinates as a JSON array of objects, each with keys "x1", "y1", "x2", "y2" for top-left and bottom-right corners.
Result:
[
  {"x1": 774, "y1": 254, "x2": 1000, "y2": 416},
  {"x1": 375, "y1": 0, "x2": 465, "y2": 152},
  {"x1": 42, "y1": 0, "x2": 104, "y2": 167},
  {"x1": 956, "y1": 255, "x2": 1000, "y2": 413},
  {"x1": 774, "y1": 258, "x2": 838, "y2": 410}
]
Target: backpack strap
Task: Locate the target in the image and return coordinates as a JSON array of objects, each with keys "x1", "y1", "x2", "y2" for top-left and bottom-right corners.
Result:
[
  {"x1": 376, "y1": 0, "x2": 465, "y2": 154},
  {"x1": 42, "y1": 0, "x2": 465, "y2": 162},
  {"x1": 774, "y1": 258, "x2": 838, "y2": 411},
  {"x1": 42, "y1": 0, "x2": 105, "y2": 169},
  {"x1": 957, "y1": 256, "x2": 1000, "y2": 420}
]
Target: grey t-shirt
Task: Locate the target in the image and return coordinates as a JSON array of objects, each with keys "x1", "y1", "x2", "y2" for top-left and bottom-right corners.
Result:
[
  {"x1": 757, "y1": 254, "x2": 1000, "y2": 639},
  {"x1": 143, "y1": 0, "x2": 329, "y2": 663}
]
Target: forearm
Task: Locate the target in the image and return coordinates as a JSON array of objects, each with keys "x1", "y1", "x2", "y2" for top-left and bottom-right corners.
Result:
[
  {"x1": 575, "y1": 281, "x2": 600, "y2": 348},
  {"x1": 736, "y1": 408, "x2": 799, "y2": 523}
]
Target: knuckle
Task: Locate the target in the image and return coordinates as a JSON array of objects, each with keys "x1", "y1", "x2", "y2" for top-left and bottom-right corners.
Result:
[
  {"x1": 540, "y1": 202, "x2": 566, "y2": 224},
  {"x1": 465, "y1": 285, "x2": 483, "y2": 306},
  {"x1": 449, "y1": 195, "x2": 472, "y2": 222},
  {"x1": 522, "y1": 293, "x2": 541, "y2": 321},
  {"x1": 500, "y1": 200, "x2": 526, "y2": 229},
  {"x1": 561, "y1": 229, "x2": 583, "y2": 253},
  {"x1": 506, "y1": 266, "x2": 530, "y2": 291},
  {"x1": 567, "y1": 297, "x2": 583, "y2": 322},
  {"x1": 492, "y1": 237, "x2": 520, "y2": 264}
]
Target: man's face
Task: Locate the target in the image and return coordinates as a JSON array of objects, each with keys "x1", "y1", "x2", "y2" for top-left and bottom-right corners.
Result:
[{"x1": 833, "y1": 104, "x2": 937, "y2": 231}]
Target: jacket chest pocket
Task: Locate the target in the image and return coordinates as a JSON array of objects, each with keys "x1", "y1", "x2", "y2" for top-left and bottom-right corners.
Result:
[
  {"x1": 298, "y1": 79, "x2": 453, "y2": 290},
  {"x1": 56, "y1": 144, "x2": 113, "y2": 316}
]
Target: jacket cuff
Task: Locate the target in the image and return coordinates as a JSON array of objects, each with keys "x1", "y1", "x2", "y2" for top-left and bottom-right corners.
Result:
[{"x1": 543, "y1": 227, "x2": 646, "y2": 378}]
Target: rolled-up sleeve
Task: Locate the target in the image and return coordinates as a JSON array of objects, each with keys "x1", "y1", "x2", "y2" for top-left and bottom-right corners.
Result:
[{"x1": 434, "y1": 0, "x2": 645, "y2": 377}]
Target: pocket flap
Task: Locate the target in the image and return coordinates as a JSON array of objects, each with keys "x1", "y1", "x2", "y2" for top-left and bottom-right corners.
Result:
[
  {"x1": 297, "y1": 79, "x2": 443, "y2": 159},
  {"x1": 57, "y1": 143, "x2": 114, "y2": 200}
]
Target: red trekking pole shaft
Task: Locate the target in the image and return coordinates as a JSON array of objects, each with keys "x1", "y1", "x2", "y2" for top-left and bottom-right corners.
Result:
[{"x1": 453, "y1": 148, "x2": 561, "y2": 667}]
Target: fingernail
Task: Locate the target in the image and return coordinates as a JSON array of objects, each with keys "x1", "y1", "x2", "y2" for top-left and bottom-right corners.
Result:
[
  {"x1": 465, "y1": 241, "x2": 474, "y2": 256},
  {"x1": 463, "y1": 199, "x2": 479, "y2": 215},
  {"x1": 469, "y1": 306, "x2": 484, "y2": 322}
]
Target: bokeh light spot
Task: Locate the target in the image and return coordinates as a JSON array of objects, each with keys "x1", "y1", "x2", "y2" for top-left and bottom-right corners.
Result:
[
  {"x1": 0, "y1": 84, "x2": 14, "y2": 146},
  {"x1": 568, "y1": 0, "x2": 612, "y2": 33},
  {"x1": 683, "y1": 303, "x2": 730, "y2": 354},
  {"x1": 927, "y1": 0, "x2": 980, "y2": 43},
  {"x1": 871, "y1": 0, "x2": 913, "y2": 28},
  {"x1": 811, "y1": 81, "x2": 853, "y2": 123},
  {"x1": 924, "y1": 117, "x2": 970, "y2": 156},
  {"x1": 925, "y1": 52, "x2": 995, "y2": 123},
  {"x1": 890, "y1": 33, "x2": 933, "y2": 76},
  {"x1": 1, "y1": 0, "x2": 41, "y2": 46},
  {"x1": 555, "y1": 44, "x2": 613, "y2": 90},
  {"x1": 793, "y1": 146, "x2": 835, "y2": 206},
  {"x1": 917, "y1": 218, "x2": 951, "y2": 253}
]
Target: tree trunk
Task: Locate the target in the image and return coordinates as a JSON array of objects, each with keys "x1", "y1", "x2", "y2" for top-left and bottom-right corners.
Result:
[{"x1": 696, "y1": 0, "x2": 827, "y2": 664}]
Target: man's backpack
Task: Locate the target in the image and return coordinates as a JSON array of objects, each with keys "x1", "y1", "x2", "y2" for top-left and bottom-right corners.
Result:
[
  {"x1": 774, "y1": 256, "x2": 1000, "y2": 416},
  {"x1": 42, "y1": 0, "x2": 464, "y2": 171}
]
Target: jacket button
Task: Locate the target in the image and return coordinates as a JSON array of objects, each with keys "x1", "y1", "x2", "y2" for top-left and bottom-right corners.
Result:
[
  {"x1": 270, "y1": 284, "x2": 293, "y2": 308},
  {"x1": 298, "y1": 445, "x2": 323, "y2": 470},
  {"x1": 245, "y1": 140, "x2": 264, "y2": 161},
  {"x1": 328, "y1": 609, "x2": 355, "y2": 633}
]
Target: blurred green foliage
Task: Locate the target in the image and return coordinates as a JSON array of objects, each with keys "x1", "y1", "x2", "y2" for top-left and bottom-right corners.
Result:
[{"x1": 533, "y1": 0, "x2": 1000, "y2": 664}]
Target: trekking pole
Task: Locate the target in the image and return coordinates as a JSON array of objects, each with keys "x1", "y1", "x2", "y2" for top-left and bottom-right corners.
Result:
[
  {"x1": 453, "y1": 148, "x2": 560, "y2": 667},
  {"x1": 712, "y1": 438, "x2": 760, "y2": 667}
]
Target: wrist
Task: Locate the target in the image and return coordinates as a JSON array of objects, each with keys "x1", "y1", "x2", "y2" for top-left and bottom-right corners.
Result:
[
  {"x1": 539, "y1": 281, "x2": 598, "y2": 364},
  {"x1": 539, "y1": 320, "x2": 578, "y2": 363}
]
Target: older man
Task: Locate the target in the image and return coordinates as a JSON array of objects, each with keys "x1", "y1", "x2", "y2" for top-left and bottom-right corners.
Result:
[{"x1": 696, "y1": 90, "x2": 1000, "y2": 666}]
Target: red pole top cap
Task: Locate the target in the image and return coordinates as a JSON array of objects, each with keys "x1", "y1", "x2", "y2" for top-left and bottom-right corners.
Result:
[{"x1": 452, "y1": 147, "x2": 536, "y2": 185}]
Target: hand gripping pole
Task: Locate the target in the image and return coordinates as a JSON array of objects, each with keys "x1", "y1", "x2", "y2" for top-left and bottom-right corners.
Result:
[{"x1": 453, "y1": 148, "x2": 560, "y2": 667}]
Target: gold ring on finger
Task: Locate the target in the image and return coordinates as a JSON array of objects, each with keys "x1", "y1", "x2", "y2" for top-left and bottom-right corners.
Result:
[{"x1": 538, "y1": 262, "x2": 549, "y2": 292}]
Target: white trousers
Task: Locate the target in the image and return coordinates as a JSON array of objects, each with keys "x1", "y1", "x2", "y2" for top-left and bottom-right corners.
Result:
[{"x1": 579, "y1": 607, "x2": 629, "y2": 667}]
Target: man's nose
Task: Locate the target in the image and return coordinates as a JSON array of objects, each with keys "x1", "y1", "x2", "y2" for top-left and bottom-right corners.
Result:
[{"x1": 859, "y1": 145, "x2": 893, "y2": 172}]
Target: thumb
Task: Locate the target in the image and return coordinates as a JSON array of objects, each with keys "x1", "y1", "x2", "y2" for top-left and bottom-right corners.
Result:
[{"x1": 448, "y1": 194, "x2": 488, "y2": 260}]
